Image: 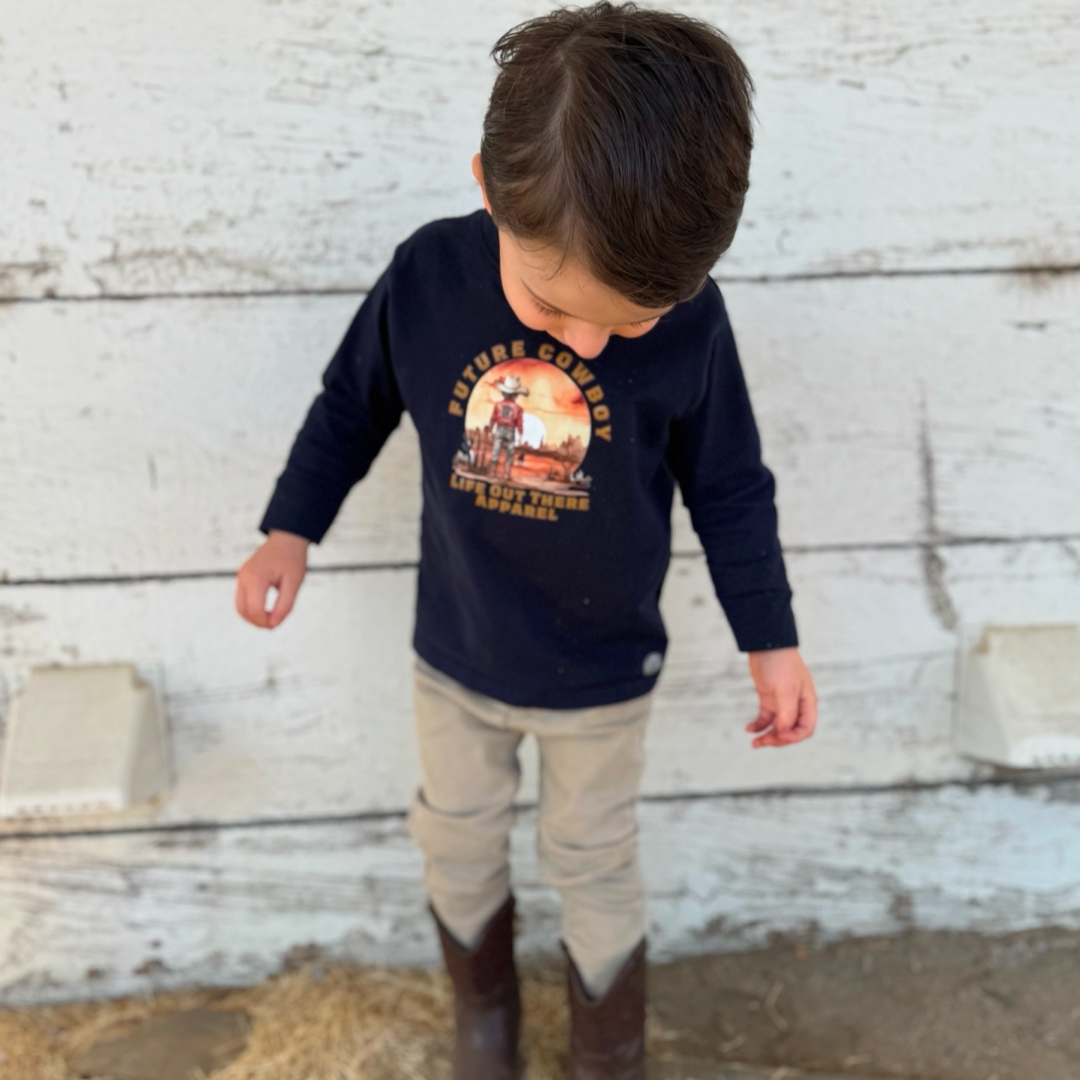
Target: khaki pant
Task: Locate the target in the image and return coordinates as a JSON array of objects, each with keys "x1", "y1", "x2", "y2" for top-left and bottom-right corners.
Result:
[{"x1": 406, "y1": 655, "x2": 652, "y2": 998}]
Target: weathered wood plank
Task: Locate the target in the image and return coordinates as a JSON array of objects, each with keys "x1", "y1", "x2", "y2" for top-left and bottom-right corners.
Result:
[
  {"x1": 0, "y1": 294, "x2": 431, "y2": 578},
  {"x1": 4, "y1": 273, "x2": 1077, "y2": 580},
  {"x1": 2, "y1": 539, "x2": 1078, "y2": 838},
  {"x1": 3, "y1": 777, "x2": 1080, "y2": 1006},
  {"x1": 2, "y1": 0, "x2": 1077, "y2": 299},
  {"x1": 925, "y1": 272, "x2": 1080, "y2": 540}
]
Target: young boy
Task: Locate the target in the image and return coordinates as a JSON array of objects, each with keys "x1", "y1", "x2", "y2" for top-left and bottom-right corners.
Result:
[{"x1": 236, "y1": 3, "x2": 817, "y2": 1077}]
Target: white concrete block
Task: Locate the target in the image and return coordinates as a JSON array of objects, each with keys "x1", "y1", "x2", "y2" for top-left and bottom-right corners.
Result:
[
  {"x1": 0, "y1": 663, "x2": 172, "y2": 818},
  {"x1": 954, "y1": 624, "x2": 1080, "y2": 768}
]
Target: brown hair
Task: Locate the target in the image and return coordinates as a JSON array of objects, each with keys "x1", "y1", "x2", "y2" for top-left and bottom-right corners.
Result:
[{"x1": 479, "y1": 1, "x2": 755, "y2": 309}]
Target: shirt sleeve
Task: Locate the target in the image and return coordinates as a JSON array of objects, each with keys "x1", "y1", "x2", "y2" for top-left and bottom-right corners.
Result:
[
  {"x1": 257, "y1": 260, "x2": 405, "y2": 544},
  {"x1": 665, "y1": 287, "x2": 798, "y2": 652}
]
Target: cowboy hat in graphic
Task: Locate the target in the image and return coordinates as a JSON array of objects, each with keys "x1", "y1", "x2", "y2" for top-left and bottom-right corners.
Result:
[{"x1": 495, "y1": 374, "x2": 530, "y2": 397}]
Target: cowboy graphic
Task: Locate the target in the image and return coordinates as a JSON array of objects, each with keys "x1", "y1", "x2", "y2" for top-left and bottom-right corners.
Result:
[{"x1": 486, "y1": 373, "x2": 529, "y2": 480}]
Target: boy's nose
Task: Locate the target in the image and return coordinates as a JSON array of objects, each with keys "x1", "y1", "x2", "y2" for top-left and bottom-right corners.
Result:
[{"x1": 560, "y1": 324, "x2": 610, "y2": 359}]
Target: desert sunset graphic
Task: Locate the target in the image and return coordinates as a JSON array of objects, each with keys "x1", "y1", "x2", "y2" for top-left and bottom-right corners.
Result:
[{"x1": 453, "y1": 358, "x2": 594, "y2": 495}]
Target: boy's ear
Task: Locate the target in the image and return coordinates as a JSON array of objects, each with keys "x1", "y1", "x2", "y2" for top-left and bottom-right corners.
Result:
[{"x1": 471, "y1": 152, "x2": 492, "y2": 214}]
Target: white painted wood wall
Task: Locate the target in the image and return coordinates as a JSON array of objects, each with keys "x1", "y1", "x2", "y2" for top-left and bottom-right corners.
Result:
[{"x1": 1, "y1": 0, "x2": 1078, "y2": 1007}]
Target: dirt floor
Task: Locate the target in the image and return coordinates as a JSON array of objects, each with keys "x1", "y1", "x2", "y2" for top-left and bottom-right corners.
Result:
[
  {"x1": 3, "y1": 924, "x2": 1078, "y2": 1080},
  {"x1": 637, "y1": 924, "x2": 1080, "y2": 1080}
]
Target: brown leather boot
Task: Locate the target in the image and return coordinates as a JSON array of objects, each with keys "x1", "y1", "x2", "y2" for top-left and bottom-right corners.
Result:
[
  {"x1": 562, "y1": 936, "x2": 647, "y2": 1080},
  {"x1": 430, "y1": 892, "x2": 523, "y2": 1080}
]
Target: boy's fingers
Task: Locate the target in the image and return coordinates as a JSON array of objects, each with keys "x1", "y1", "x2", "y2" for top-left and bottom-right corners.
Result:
[
  {"x1": 773, "y1": 688, "x2": 801, "y2": 741},
  {"x1": 236, "y1": 574, "x2": 270, "y2": 628},
  {"x1": 268, "y1": 573, "x2": 302, "y2": 628},
  {"x1": 748, "y1": 684, "x2": 778, "y2": 739},
  {"x1": 778, "y1": 685, "x2": 816, "y2": 743},
  {"x1": 748, "y1": 673, "x2": 818, "y2": 747}
]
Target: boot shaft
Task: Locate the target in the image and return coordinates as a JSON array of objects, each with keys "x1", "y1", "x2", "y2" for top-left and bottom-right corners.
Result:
[
  {"x1": 430, "y1": 892, "x2": 523, "y2": 1080},
  {"x1": 563, "y1": 936, "x2": 647, "y2": 1080}
]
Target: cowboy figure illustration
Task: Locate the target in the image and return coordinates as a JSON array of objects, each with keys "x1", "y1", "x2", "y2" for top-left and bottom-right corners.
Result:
[{"x1": 486, "y1": 373, "x2": 529, "y2": 480}]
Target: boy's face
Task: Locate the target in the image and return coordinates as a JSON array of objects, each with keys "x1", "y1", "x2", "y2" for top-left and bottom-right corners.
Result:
[{"x1": 472, "y1": 153, "x2": 673, "y2": 360}]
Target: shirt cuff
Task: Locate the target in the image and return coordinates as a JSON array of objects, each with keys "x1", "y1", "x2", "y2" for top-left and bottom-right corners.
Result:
[
  {"x1": 257, "y1": 475, "x2": 346, "y2": 545},
  {"x1": 718, "y1": 590, "x2": 799, "y2": 652}
]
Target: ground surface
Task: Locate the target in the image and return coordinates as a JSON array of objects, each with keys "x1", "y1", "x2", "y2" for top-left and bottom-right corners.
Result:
[
  {"x1": 637, "y1": 924, "x2": 1080, "y2": 1079},
  {"x1": 3, "y1": 925, "x2": 1078, "y2": 1080}
]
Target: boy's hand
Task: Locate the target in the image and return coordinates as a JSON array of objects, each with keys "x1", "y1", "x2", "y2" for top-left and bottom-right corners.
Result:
[
  {"x1": 745, "y1": 647, "x2": 817, "y2": 748},
  {"x1": 235, "y1": 530, "x2": 311, "y2": 629}
]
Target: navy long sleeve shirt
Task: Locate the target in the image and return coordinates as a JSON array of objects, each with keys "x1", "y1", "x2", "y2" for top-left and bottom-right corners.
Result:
[{"x1": 258, "y1": 209, "x2": 797, "y2": 708}]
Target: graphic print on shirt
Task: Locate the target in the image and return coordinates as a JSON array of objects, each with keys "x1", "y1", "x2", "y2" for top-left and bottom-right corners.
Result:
[{"x1": 446, "y1": 340, "x2": 612, "y2": 522}]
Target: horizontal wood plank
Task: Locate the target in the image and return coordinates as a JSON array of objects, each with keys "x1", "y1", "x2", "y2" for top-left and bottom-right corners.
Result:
[
  {"x1": 1, "y1": 1, "x2": 1077, "y2": 299},
  {"x1": 3, "y1": 273, "x2": 1077, "y2": 581},
  {"x1": 2, "y1": 539, "x2": 1078, "y2": 838},
  {"x1": 3, "y1": 777, "x2": 1080, "y2": 1005}
]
